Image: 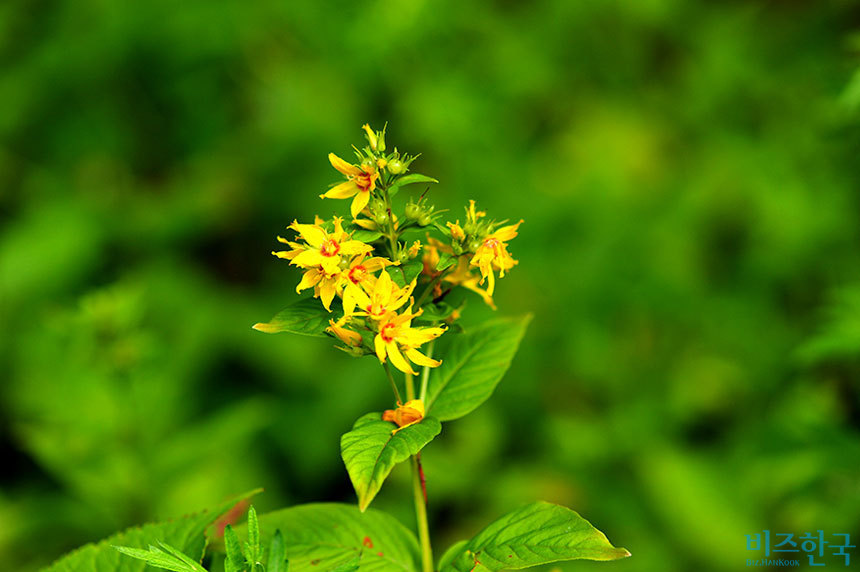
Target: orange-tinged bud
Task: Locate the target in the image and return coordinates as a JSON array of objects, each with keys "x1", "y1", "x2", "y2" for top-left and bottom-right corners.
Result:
[{"x1": 382, "y1": 399, "x2": 425, "y2": 432}]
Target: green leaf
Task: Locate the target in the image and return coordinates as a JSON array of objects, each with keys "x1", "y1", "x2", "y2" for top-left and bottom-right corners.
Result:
[
  {"x1": 402, "y1": 260, "x2": 424, "y2": 284},
  {"x1": 426, "y1": 315, "x2": 532, "y2": 421},
  {"x1": 341, "y1": 413, "x2": 441, "y2": 511},
  {"x1": 435, "y1": 252, "x2": 457, "y2": 272},
  {"x1": 330, "y1": 553, "x2": 361, "y2": 571},
  {"x1": 351, "y1": 229, "x2": 384, "y2": 243},
  {"x1": 388, "y1": 174, "x2": 438, "y2": 197},
  {"x1": 245, "y1": 503, "x2": 420, "y2": 572},
  {"x1": 244, "y1": 505, "x2": 261, "y2": 565},
  {"x1": 252, "y1": 298, "x2": 338, "y2": 337},
  {"x1": 268, "y1": 530, "x2": 289, "y2": 572},
  {"x1": 113, "y1": 544, "x2": 203, "y2": 572},
  {"x1": 43, "y1": 491, "x2": 258, "y2": 572},
  {"x1": 439, "y1": 502, "x2": 630, "y2": 571},
  {"x1": 416, "y1": 301, "x2": 456, "y2": 323},
  {"x1": 437, "y1": 540, "x2": 469, "y2": 571},
  {"x1": 223, "y1": 526, "x2": 245, "y2": 572}
]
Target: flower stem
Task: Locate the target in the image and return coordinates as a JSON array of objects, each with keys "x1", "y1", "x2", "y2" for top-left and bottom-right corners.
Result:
[
  {"x1": 380, "y1": 184, "x2": 400, "y2": 260},
  {"x1": 411, "y1": 455, "x2": 433, "y2": 572},
  {"x1": 414, "y1": 273, "x2": 443, "y2": 308},
  {"x1": 419, "y1": 341, "x2": 434, "y2": 403},
  {"x1": 405, "y1": 370, "x2": 433, "y2": 572},
  {"x1": 383, "y1": 362, "x2": 403, "y2": 404}
]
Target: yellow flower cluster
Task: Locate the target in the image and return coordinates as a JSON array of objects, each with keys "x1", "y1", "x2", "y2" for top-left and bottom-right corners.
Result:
[{"x1": 269, "y1": 124, "x2": 522, "y2": 376}]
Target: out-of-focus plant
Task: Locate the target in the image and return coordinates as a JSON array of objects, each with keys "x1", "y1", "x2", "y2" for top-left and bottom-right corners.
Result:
[{"x1": 40, "y1": 125, "x2": 630, "y2": 572}]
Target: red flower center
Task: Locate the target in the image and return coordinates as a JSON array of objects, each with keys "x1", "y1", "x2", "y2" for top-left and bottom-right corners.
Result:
[
  {"x1": 320, "y1": 239, "x2": 340, "y2": 257},
  {"x1": 348, "y1": 265, "x2": 367, "y2": 284},
  {"x1": 381, "y1": 322, "x2": 396, "y2": 343}
]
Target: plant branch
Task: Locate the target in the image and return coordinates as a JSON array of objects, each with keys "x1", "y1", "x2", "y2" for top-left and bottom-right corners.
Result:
[
  {"x1": 383, "y1": 362, "x2": 403, "y2": 404},
  {"x1": 419, "y1": 340, "x2": 434, "y2": 403}
]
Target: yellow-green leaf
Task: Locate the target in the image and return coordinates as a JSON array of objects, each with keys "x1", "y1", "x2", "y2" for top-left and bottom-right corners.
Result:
[
  {"x1": 247, "y1": 503, "x2": 420, "y2": 572},
  {"x1": 341, "y1": 413, "x2": 441, "y2": 511},
  {"x1": 252, "y1": 298, "x2": 338, "y2": 337},
  {"x1": 439, "y1": 501, "x2": 630, "y2": 571},
  {"x1": 426, "y1": 315, "x2": 531, "y2": 421}
]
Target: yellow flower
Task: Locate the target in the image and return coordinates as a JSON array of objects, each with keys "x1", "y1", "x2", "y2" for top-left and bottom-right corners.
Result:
[
  {"x1": 374, "y1": 305, "x2": 444, "y2": 375},
  {"x1": 446, "y1": 256, "x2": 496, "y2": 309},
  {"x1": 470, "y1": 220, "x2": 523, "y2": 296},
  {"x1": 339, "y1": 254, "x2": 396, "y2": 315},
  {"x1": 295, "y1": 266, "x2": 340, "y2": 311},
  {"x1": 353, "y1": 269, "x2": 416, "y2": 321},
  {"x1": 447, "y1": 222, "x2": 465, "y2": 241},
  {"x1": 327, "y1": 317, "x2": 363, "y2": 348},
  {"x1": 408, "y1": 240, "x2": 422, "y2": 258},
  {"x1": 273, "y1": 217, "x2": 372, "y2": 274},
  {"x1": 422, "y1": 239, "x2": 495, "y2": 309},
  {"x1": 465, "y1": 199, "x2": 486, "y2": 224},
  {"x1": 321, "y1": 153, "x2": 379, "y2": 218},
  {"x1": 362, "y1": 124, "x2": 378, "y2": 151}
]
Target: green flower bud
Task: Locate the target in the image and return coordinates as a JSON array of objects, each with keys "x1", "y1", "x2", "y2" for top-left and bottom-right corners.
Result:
[
  {"x1": 387, "y1": 159, "x2": 404, "y2": 174},
  {"x1": 374, "y1": 211, "x2": 390, "y2": 226},
  {"x1": 370, "y1": 198, "x2": 386, "y2": 215},
  {"x1": 417, "y1": 212, "x2": 433, "y2": 226},
  {"x1": 405, "y1": 202, "x2": 422, "y2": 221},
  {"x1": 467, "y1": 238, "x2": 483, "y2": 252}
]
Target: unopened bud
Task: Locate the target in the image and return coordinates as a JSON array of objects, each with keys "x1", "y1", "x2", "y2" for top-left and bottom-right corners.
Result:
[{"x1": 387, "y1": 159, "x2": 404, "y2": 174}]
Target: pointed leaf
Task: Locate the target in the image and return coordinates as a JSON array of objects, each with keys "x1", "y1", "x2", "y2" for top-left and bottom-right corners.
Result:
[
  {"x1": 268, "y1": 530, "x2": 289, "y2": 572},
  {"x1": 252, "y1": 298, "x2": 339, "y2": 337},
  {"x1": 43, "y1": 491, "x2": 259, "y2": 572},
  {"x1": 241, "y1": 503, "x2": 420, "y2": 572},
  {"x1": 341, "y1": 413, "x2": 441, "y2": 511},
  {"x1": 351, "y1": 229, "x2": 384, "y2": 243},
  {"x1": 435, "y1": 252, "x2": 457, "y2": 272},
  {"x1": 426, "y1": 316, "x2": 531, "y2": 421},
  {"x1": 388, "y1": 174, "x2": 438, "y2": 197},
  {"x1": 439, "y1": 502, "x2": 630, "y2": 571},
  {"x1": 223, "y1": 526, "x2": 245, "y2": 572}
]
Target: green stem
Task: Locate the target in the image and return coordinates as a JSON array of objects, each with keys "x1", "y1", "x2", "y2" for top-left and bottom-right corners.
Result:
[
  {"x1": 383, "y1": 362, "x2": 403, "y2": 404},
  {"x1": 404, "y1": 370, "x2": 433, "y2": 572},
  {"x1": 414, "y1": 273, "x2": 444, "y2": 308},
  {"x1": 380, "y1": 183, "x2": 400, "y2": 260},
  {"x1": 412, "y1": 455, "x2": 433, "y2": 572},
  {"x1": 419, "y1": 341, "x2": 434, "y2": 403}
]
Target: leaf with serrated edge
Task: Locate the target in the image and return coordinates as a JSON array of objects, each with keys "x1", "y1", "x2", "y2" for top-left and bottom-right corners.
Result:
[
  {"x1": 426, "y1": 316, "x2": 531, "y2": 421},
  {"x1": 341, "y1": 413, "x2": 441, "y2": 511},
  {"x1": 238, "y1": 503, "x2": 420, "y2": 572},
  {"x1": 439, "y1": 502, "x2": 630, "y2": 572},
  {"x1": 253, "y1": 298, "x2": 340, "y2": 337},
  {"x1": 44, "y1": 490, "x2": 260, "y2": 572},
  {"x1": 268, "y1": 530, "x2": 288, "y2": 572}
]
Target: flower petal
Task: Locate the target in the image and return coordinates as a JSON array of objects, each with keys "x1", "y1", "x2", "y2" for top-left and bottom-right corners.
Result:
[
  {"x1": 321, "y1": 181, "x2": 359, "y2": 199},
  {"x1": 329, "y1": 153, "x2": 362, "y2": 176},
  {"x1": 350, "y1": 191, "x2": 371, "y2": 219}
]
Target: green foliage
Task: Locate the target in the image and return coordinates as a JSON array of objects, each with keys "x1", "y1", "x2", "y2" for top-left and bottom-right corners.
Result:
[
  {"x1": 243, "y1": 504, "x2": 420, "y2": 572},
  {"x1": 388, "y1": 174, "x2": 439, "y2": 198},
  {"x1": 426, "y1": 316, "x2": 531, "y2": 421},
  {"x1": 42, "y1": 494, "x2": 250, "y2": 572},
  {"x1": 438, "y1": 502, "x2": 629, "y2": 571},
  {"x1": 114, "y1": 542, "x2": 207, "y2": 572},
  {"x1": 253, "y1": 298, "x2": 339, "y2": 337},
  {"x1": 341, "y1": 414, "x2": 442, "y2": 511},
  {"x1": 267, "y1": 531, "x2": 289, "y2": 572}
]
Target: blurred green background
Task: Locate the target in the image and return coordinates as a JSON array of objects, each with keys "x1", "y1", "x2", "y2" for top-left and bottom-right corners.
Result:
[{"x1": 3, "y1": 1, "x2": 860, "y2": 570}]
